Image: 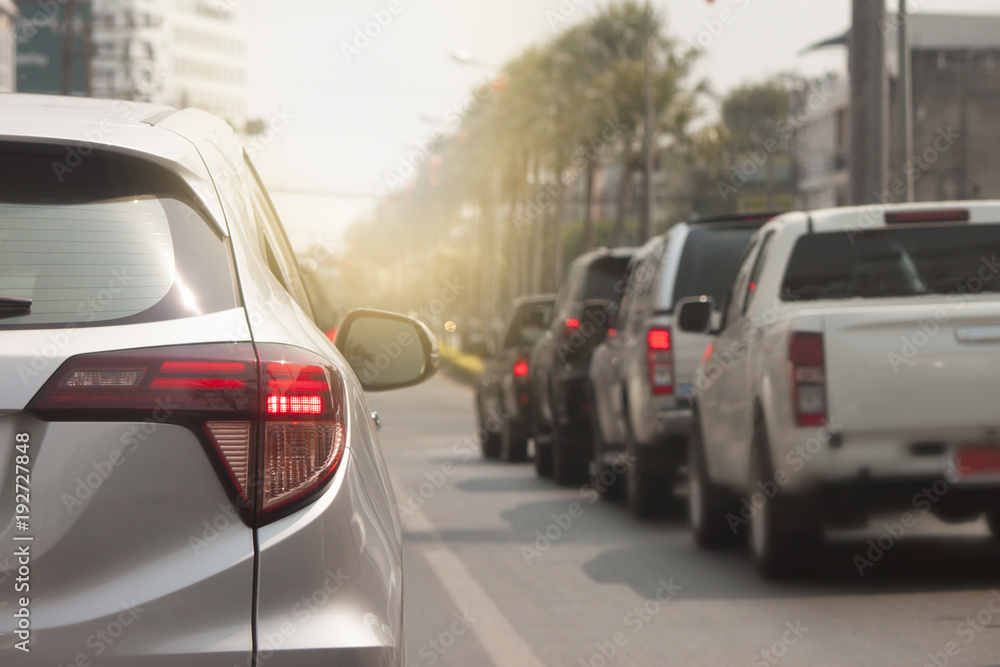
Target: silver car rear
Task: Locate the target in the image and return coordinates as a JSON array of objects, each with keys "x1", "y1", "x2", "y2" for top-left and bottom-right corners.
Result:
[{"x1": 0, "y1": 96, "x2": 405, "y2": 665}]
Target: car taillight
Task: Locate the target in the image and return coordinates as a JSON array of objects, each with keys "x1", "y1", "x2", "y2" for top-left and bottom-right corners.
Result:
[
  {"x1": 564, "y1": 317, "x2": 581, "y2": 338},
  {"x1": 789, "y1": 332, "x2": 826, "y2": 427},
  {"x1": 259, "y1": 345, "x2": 346, "y2": 515},
  {"x1": 513, "y1": 357, "x2": 529, "y2": 378},
  {"x1": 26, "y1": 343, "x2": 347, "y2": 525},
  {"x1": 647, "y1": 327, "x2": 673, "y2": 395}
]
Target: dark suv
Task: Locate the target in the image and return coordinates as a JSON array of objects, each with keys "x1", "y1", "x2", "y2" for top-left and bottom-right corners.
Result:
[
  {"x1": 530, "y1": 247, "x2": 635, "y2": 484},
  {"x1": 475, "y1": 295, "x2": 555, "y2": 461}
]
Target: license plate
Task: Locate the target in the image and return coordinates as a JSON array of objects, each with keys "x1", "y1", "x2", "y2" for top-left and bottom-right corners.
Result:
[{"x1": 953, "y1": 447, "x2": 1000, "y2": 479}]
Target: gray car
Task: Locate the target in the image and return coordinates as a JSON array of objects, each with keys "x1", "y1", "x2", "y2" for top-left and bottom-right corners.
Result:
[{"x1": 0, "y1": 95, "x2": 436, "y2": 666}]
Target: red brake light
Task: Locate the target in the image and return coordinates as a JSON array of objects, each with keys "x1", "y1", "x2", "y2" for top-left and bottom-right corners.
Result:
[
  {"x1": 26, "y1": 343, "x2": 347, "y2": 525},
  {"x1": 267, "y1": 395, "x2": 323, "y2": 414},
  {"x1": 885, "y1": 208, "x2": 969, "y2": 224},
  {"x1": 789, "y1": 332, "x2": 826, "y2": 427},
  {"x1": 258, "y1": 346, "x2": 346, "y2": 515},
  {"x1": 565, "y1": 318, "x2": 581, "y2": 329},
  {"x1": 513, "y1": 358, "x2": 529, "y2": 378},
  {"x1": 648, "y1": 329, "x2": 671, "y2": 350},
  {"x1": 647, "y1": 327, "x2": 673, "y2": 395}
]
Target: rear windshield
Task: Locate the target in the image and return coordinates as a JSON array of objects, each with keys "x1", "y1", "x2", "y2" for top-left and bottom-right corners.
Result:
[
  {"x1": 0, "y1": 144, "x2": 238, "y2": 329},
  {"x1": 581, "y1": 256, "x2": 631, "y2": 302},
  {"x1": 781, "y1": 225, "x2": 1000, "y2": 301},
  {"x1": 671, "y1": 226, "x2": 759, "y2": 306},
  {"x1": 502, "y1": 301, "x2": 554, "y2": 348}
]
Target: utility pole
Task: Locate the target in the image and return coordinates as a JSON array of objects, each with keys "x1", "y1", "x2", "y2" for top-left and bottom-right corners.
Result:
[
  {"x1": 849, "y1": 0, "x2": 889, "y2": 205},
  {"x1": 60, "y1": 0, "x2": 78, "y2": 94},
  {"x1": 898, "y1": 0, "x2": 914, "y2": 202},
  {"x1": 639, "y1": 1, "x2": 656, "y2": 242}
]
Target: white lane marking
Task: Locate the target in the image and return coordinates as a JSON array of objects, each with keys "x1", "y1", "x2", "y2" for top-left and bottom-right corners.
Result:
[{"x1": 394, "y1": 482, "x2": 546, "y2": 667}]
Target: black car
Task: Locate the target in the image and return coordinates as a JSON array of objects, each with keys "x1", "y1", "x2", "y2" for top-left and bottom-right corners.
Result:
[
  {"x1": 530, "y1": 247, "x2": 636, "y2": 484},
  {"x1": 475, "y1": 295, "x2": 556, "y2": 460}
]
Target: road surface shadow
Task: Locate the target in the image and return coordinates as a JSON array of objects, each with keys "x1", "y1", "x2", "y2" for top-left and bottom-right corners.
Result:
[
  {"x1": 456, "y1": 473, "x2": 550, "y2": 493},
  {"x1": 583, "y1": 534, "x2": 1000, "y2": 601}
]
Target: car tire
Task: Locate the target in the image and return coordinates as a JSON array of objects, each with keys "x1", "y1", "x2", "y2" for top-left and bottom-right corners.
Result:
[
  {"x1": 500, "y1": 419, "x2": 529, "y2": 462},
  {"x1": 987, "y1": 508, "x2": 1000, "y2": 539},
  {"x1": 689, "y1": 414, "x2": 741, "y2": 549},
  {"x1": 626, "y1": 454, "x2": 664, "y2": 518},
  {"x1": 477, "y1": 392, "x2": 502, "y2": 459},
  {"x1": 481, "y1": 429, "x2": 501, "y2": 459},
  {"x1": 748, "y1": 420, "x2": 821, "y2": 579},
  {"x1": 624, "y1": 417, "x2": 665, "y2": 518},
  {"x1": 534, "y1": 438, "x2": 553, "y2": 477},
  {"x1": 590, "y1": 429, "x2": 625, "y2": 501},
  {"x1": 552, "y1": 428, "x2": 589, "y2": 486}
]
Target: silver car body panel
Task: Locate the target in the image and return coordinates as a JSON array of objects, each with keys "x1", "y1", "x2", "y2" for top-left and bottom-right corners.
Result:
[{"x1": 0, "y1": 95, "x2": 404, "y2": 665}]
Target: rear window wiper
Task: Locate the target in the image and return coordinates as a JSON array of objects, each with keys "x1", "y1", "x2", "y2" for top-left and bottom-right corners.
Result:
[{"x1": 0, "y1": 296, "x2": 32, "y2": 318}]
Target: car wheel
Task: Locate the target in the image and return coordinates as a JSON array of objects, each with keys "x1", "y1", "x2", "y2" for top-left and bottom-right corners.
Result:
[
  {"x1": 590, "y1": 426, "x2": 625, "y2": 501},
  {"x1": 552, "y1": 428, "x2": 589, "y2": 486},
  {"x1": 477, "y1": 392, "x2": 501, "y2": 459},
  {"x1": 481, "y1": 429, "x2": 501, "y2": 459},
  {"x1": 689, "y1": 414, "x2": 741, "y2": 549},
  {"x1": 626, "y1": 454, "x2": 663, "y2": 518},
  {"x1": 500, "y1": 419, "x2": 529, "y2": 462},
  {"x1": 987, "y1": 508, "x2": 1000, "y2": 539},
  {"x1": 534, "y1": 438, "x2": 553, "y2": 477},
  {"x1": 748, "y1": 420, "x2": 821, "y2": 579}
]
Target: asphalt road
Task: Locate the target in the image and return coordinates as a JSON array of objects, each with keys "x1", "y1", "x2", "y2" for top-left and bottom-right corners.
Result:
[{"x1": 369, "y1": 374, "x2": 1000, "y2": 667}]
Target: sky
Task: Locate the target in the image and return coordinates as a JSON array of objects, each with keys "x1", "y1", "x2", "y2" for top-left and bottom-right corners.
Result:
[{"x1": 244, "y1": 0, "x2": 1000, "y2": 252}]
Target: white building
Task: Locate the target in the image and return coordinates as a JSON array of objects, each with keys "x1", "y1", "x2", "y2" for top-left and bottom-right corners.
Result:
[
  {"x1": 794, "y1": 13, "x2": 1000, "y2": 208},
  {"x1": 793, "y1": 74, "x2": 850, "y2": 210},
  {"x1": 91, "y1": 0, "x2": 248, "y2": 128},
  {"x1": 0, "y1": 0, "x2": 17, "y2": 93}
]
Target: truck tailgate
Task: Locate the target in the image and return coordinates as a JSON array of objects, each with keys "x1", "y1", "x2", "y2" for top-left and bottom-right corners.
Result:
[{"x1": 824, "y1": 299, "x2": 1000, "y2": 433}]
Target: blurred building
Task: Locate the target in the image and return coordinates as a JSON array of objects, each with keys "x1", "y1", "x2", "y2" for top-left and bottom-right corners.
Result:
[
  {"x1": 15, "y1": 0, "x2": 248, "y2": 128},
  {"x1": 91, "y1": 0, "x2": 248, "y2": 127},
  {"x1": 0, "y1": 0, "x2": 16, "y2": 92},
  {"x1": 15, "y1": 0, "x2": 92, "y2": 95},
  {"x1": 792, "y1": 74, "x2": 850, "y2": 209},
  {"x1": 795, "y1": 13, "x2": 1000, "y2": 208}
]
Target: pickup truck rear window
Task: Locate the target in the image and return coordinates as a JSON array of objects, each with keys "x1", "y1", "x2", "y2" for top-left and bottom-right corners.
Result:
[
  {"x1": 502, "y1": 302, "x2": 554, "y2": 348},
  {"x1": 0, "y1": 143, "x2": 238, "y2": 329},
  {"x1": 581, "y1": 256, "x2": 631, "y2": 302},
  {"x1": 781, "y1": 226, "x2": 1000, "y2": 301}
]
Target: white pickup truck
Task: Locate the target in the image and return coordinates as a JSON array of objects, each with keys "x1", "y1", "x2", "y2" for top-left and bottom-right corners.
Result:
[{"x1": 679, "y1": 203, "x2": 1000, "y2": 577}]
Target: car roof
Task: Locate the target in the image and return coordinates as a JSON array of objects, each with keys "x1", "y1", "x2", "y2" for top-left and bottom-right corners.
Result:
[
  {"x1": 570, "y1": 246, "x2": 637, "y2": 267},
  {"x1": 511, "y1": 294, "x2": 555, "y2": 308},
  {"x1": 806, "y1": 201, "x2": 1000, "y2": 232},
  {"x1": 0, "y1": 93, "x2": 176, "y2": 126},
  {"x1": 688, "y1": 211, "x2": 785, "y2": 227},
  {"x1": 0, "y1": 94, "x2": 242, "y2": 236}
]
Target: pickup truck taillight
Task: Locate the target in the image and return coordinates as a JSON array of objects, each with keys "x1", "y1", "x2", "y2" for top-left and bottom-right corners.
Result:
[
  {"x1": 513, "y1": 356, "x2": 529, "y2": 378},
  {"x1": 26, "y1": 343, "x2": 347, "y2": 525},
  {"x1": 789, "y1": 332, "x2": 826, "y2": 427},
  {"x1": 647, "y1": 327, "x2": 673, "y2": 395}
]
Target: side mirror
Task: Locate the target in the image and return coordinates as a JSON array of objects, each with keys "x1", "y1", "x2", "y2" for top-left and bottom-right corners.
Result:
[
  {"x1": 335, "y1": 309, "x2": 439, "y2": 392},
  {"x1": 676, "y1": 296, "x2": 715, "y2": 334}
]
